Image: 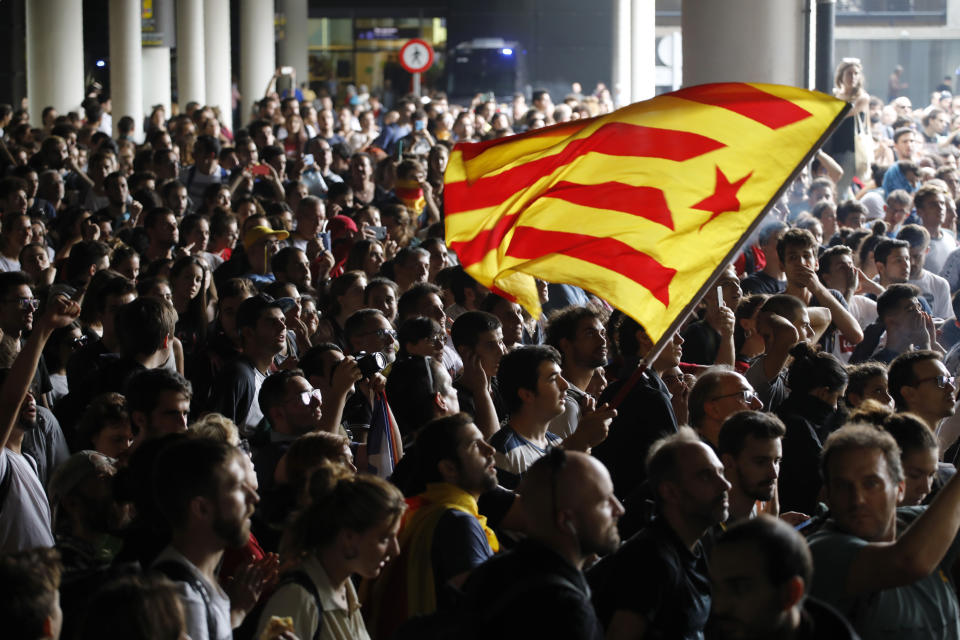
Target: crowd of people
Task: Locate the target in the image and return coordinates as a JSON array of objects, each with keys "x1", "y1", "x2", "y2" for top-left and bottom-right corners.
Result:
[{"x1": 2, "y1": 58, "x2": 960, "y2": 640}]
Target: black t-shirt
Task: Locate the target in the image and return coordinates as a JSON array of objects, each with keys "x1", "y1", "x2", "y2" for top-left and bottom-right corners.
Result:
[
  {"x1": 463, "y1": 538, "x2": 603, "y2": 640},
  {"x1": 589, "y1": 516, "x2": 711, "y2": 640},
  {"x1": 740, "y1": 270, "x2": 786, "y2": 295},
  {"x1": 594, "y1": 368, "x2": 677, "y2": 500}
]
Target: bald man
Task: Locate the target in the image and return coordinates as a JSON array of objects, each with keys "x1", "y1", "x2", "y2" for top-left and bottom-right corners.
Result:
[{"x1": 463, "y1": 450, "x2": 622, "y2": 640}]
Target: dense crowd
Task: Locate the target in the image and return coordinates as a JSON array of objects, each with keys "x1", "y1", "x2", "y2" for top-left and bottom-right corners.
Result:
[{"x1": 1, "y1": 60, "x2": 960, "y2": 640}]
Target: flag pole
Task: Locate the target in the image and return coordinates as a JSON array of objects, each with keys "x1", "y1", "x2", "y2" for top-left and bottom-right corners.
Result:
[{"x1": 610, "y1": 99, "x2": 851, "y2": 410}]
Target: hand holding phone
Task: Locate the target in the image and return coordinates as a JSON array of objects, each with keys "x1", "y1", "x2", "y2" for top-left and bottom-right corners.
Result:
[{"x1": 250, "y1": 164, "x2": 271, "y2": 176}]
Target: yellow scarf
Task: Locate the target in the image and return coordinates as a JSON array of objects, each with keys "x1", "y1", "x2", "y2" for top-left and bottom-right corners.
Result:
[{"x1": 363, "y1": 483, "x2": 499, "y2": 637}]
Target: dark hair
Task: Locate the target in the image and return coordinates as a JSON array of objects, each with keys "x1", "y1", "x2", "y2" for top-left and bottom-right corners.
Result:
[
  {"x1": 397, "y1": 282, "x2": 442, "y2": 323},
  {"x1": 298, "y1": 343, "x2": 344, "y2": 380},
  {"x1": 153, "y1": 437, "x2": 235, "y2": 529},
  {"x1": 786, "y1": 342, "x2": 848, "y2": 396},
  {"x1": 115, "y1": 297, "x2": 175, "y2": 357},
  {"x1": 759, "y1": 293, "x2": 805, "y2": 321},
  {"x1": 887, "y1": 349, "x2": 942, "y2": 410},
  {"x1": 449, "y1": 266, "x2": 483, "y2": 306},
  {"x1": 80, "y1": 574, "x2": 186, "y2": 640},
  {"x1": 412, "y1": 412, "x2": 475, "y2": 492},
  {"x1": 877, "y1": 283, "x2": 922, "y2": 324},
  {"x1": 713, "y1": 515, "x2": 813, "y2": 590},
  {"x1": 836, "y1": 199, "x2": 867, "y2": 226},
  {"x1": 817, "y1": 244, "x2": 853, "y2": 280},
  {"x1": 398, "y1": 316, "x2": 443, "y2": 356},
  {"x1": 497, "y1": 345, "x2": 562, "y2": 412},
  {"x1": 545, "y1": 305, "x2": 602, "y2": 353},
  {"x1": 821, "y1": 423, "x2": 904, "y2": 485},
  {"x1": 80, "y1": 269, "x2": 135, "y2": 324},
  {"x1": 733, "y1": 293, "x2": 767, "y2": 354},
  {"x1": 78, "y1": 392, "x2": 131, "y2": 443},
  {"x1": 258, "y1": 368, "x2": 305, "y2": 415},
  {"x1": 897, "y1": 223, "x2": 931, "y2": 250},
  {"x1": 125, "y1": 367, "x2": 192, "y2": 418},
  {"x1": 327, "y1": 271, "x2": 367, "y2": 319},
  {"x1": 344, "y1": 308, "x2": 385, "y2": 352},
  {"x1": 646, "y1": 426, "x2": 704, "y2": 500},
  {"x1": 0, "y1": 547, "x2": 62, "y2": 639},
  {"x1": 236, "y1": 293, "x2": 283, "y2": 334},
  {"x1": 0, "y1": 269, "x2": 32, "y2": 301},
  {"x1": 874, "y1": 238, "x2": 910, "y2": 267},
  {"x1": 344, "y1": 239, "x2": 381, "y2": 276},
  {"x1": 451, "y1": 310, "x2": 501, "y2": 350},
  {"x1": 883, "y1": 412, "x2": 938, "y2": 457},
  {"x1": 387, "y1": 354, "x2": 451, "y2": 437},
  {"x1": 845, "y1": 362, "x2": 888, "y2": 402},
  {"x1": 718, "y1": 410, "x2": 787, "y2": 457},
  {"x1": 776, "y1": 228, "x2": 818, "y2": 263},
  {"x1": 169, "y1": 255, "x2": 209, "y2": 343}
]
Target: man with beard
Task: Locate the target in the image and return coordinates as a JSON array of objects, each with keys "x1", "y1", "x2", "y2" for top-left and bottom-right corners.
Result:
[
  {"x1": 209, "y1": 294, "x2": 287, "y2": 436},
  {"x1": 153, "y1": 437, "x2": 272, "y2": 640},
  {"x1": 463, "y1": 450, "x2": 623, "y2": 640},
  {"x1": 717, "y1": 411, "x2": 786, "y2": 522},
  {"x1": 0, "y1": 293, "x2": 80, "y2": 553},
  {"x1": 546, "y1": 305, "x2": 617, "y2": 439},
  {"x1": 366, "y1": 413, "x2": 501, "y2": 638},
  {"x1": 590, "y1": 427, "x2": 731, "y2": 640},
  {"x1": 809, "y1": 424, "x2": 960, "y2": 639}
]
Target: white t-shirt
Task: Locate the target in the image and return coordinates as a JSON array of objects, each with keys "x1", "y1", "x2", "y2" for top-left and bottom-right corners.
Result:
[
  {"x1": 910, "y1": 269, "x2": 954, "y2": 320},
  {"x1": 243, "y1": 368, "x2": 268, "y2": 436},
  {"x1": 0, "y1": 255, "x2": 20, "y2": 272},
  {"x1": 0, "y1": 447, "x2": 54, "y2": 553}
]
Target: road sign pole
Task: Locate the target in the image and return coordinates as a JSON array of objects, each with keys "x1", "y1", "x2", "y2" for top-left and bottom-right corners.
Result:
[{"x1": 413, "y1": 72, "x2": 421, "y2": 97}]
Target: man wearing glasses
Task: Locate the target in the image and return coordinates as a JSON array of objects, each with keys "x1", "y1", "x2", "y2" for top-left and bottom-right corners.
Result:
[
  {"x1": 888, "y1": 350, "x2": 957, "y2": 440},
  {"x1": 252, "y1": 369, "x2": 323, "y2": 492},
  {"x1": 0, "y1": 271, "x2": 53, "y2": 407},
  {"x1": 687, "y1": 367, "x2": 764, "y2": 450}
]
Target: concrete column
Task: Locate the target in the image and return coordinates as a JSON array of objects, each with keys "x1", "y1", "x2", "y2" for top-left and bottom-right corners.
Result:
[
  {"x1": 612, "y1": 0, "x2": 632, "y2": 107},
  {"x1": 631, "y1": 0, "x2": 656, "y2": 102},
  {"x1": 26, "y1": 0, "x2": 84, "y2": 125},
  {"x1": 204, "y1": 0, "x2": 232, "y2": 130},
  {"x1": 142, "y1": 48, "x2": 172, "y2": 127},
  {"x1": 681, "y1": 0, "x2": 806, "y2": 88},
  {"x1": 109, "y1": 0, "x2": 143, "y2": 141},
  {"x1": 176, "y1": 0, "x2": 206, "y2": 108},
  {"x1": 277, "y1": 0, "x2": 309, "y2": 87},
  {"x1": 240, "y1": 0, "x2": 276, "y2": 128}
]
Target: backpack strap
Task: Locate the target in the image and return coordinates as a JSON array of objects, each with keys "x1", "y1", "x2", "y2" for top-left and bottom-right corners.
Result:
[
  {"x1": 0, "y1": 453, "x2": 12, "y2": 516},
  {"x1": 154, "y1": 560, "x2": 218, "y2": 640},
  {"x1": 277, "y1": 570, "x2": 323, "y2": 640}
]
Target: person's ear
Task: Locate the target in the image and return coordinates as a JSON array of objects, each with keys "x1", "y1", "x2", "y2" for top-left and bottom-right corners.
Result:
[
  {"x1": 900, "y1": 384, "x2": 918, "y2": 408},
  {"x1": 434, "y1": 390, "x2": 448, "y2": 413},
  {"x1": 189, "y1": 494, "x2": 212, "y2": 522},
  {"x1": 437, "y1": 459, "x2": 458, "y2": 484},
  {"x1": 517, "y1": 387, "x2": 535, "y2": 406},
  {"x1": 780, "y1": 576, "x2": 805, "y2": 611},
  {"x1": 719, "y1": 452, "x2": 736, "y2": 478},
  {"x1": 130, "y1": 410, "x2": 148, "y2": 435}
]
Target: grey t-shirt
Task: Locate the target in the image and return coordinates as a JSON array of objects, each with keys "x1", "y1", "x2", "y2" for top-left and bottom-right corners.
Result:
[
  {"x1": 0, "y1": 447, "x2": 55, "y2": 553},
  {"x1": 153, "y1": 546, "x2": 233, "y2": 640},
  {"x1": 809, "y1": 506, "x2": 960, "y2": 640}
]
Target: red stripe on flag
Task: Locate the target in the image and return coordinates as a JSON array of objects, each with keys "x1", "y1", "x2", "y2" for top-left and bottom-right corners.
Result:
[
  {"x1": 672, "y1": 83, "x2": 811, "y2": 130},
  {"x1": 448, "y1": 213, "x2": 520, "y2": 267},
  {"x1": 544, "y1": 181, "x2": 674, "y2": 230},
  {"x1": 447, "y1": 122, "x2": 724, "y2": 214},
  {"x1": 457, "y1": 118, "x2": 595, "y2": 162},
  {"x1": 506, "y1": 228, "x2": 677, "y2": 306}
]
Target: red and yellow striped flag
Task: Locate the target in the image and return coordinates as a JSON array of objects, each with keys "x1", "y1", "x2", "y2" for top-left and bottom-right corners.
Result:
[{"x1": 444, "y1": 83, "x2": 847, "y2": 344}]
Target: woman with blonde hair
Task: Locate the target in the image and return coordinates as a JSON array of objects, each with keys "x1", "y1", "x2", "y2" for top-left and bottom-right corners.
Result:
[{"x1": 256, "y1": 461, "x2": 406, "y2": 640}]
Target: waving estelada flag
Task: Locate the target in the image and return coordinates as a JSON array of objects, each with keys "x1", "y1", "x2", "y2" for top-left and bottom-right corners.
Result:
[{"x1": 444, "y1": 83, "x2": 848, "y2": 347}]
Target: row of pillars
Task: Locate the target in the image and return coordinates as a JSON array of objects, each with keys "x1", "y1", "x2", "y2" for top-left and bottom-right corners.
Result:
[
  {"x1": 25, "y1": 0, "x2": 310, "y2": 141},
  {"x1": 26, "y1": 0, "x2": 834, "y2": 141},
  {"x1": 614, "y1": 0, "x2": 836, "y2": 103}
]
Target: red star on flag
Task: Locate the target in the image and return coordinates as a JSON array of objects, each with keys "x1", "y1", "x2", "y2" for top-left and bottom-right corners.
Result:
[{"x1": 694, "y1": 166, "x2": 753, "y2": 231}]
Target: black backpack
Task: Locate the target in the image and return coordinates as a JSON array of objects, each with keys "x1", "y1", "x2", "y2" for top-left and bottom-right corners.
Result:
[{"x1": 234, "y1": 569, "x2": 324, "y2": 640}]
